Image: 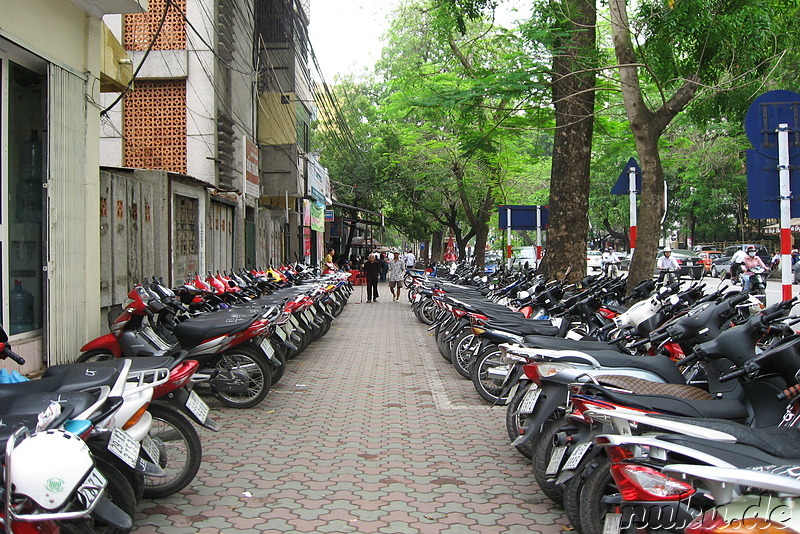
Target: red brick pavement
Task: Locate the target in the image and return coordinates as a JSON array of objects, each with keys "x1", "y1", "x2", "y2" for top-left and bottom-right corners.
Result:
[{"x1": 133, "y1": 283, "x2": 568, "y2": 533}]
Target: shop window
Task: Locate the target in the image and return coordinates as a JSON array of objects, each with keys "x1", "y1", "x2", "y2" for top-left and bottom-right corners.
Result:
[{"x1": 6, "y1": 61, "x2": 45, "y2": 335}]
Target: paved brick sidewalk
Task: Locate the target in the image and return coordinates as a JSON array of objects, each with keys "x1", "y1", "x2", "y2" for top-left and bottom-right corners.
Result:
[{"x1": 133, "y1": 283, "x2": 568, "y2": 533}]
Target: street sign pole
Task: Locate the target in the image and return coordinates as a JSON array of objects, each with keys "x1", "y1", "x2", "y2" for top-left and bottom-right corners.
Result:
[
  {"x1": 536, "y1": 206, "x2": 542, "y2": 269},
  {"x1": 629, "y1": 166, "x2": 638, "y2": 258},
  {"x1": 779, "y1": 123, "x2": 793, "y2": 300},
  {"x1": 507, "y1": 207, "x2": 513, "y2": 269}
]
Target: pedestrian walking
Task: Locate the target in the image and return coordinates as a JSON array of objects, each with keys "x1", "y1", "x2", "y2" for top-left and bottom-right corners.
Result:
[
  {"x1": 387, "y1": 251, "x2": 405, "y2": 301},
  {"x1": 362, "y1": 253, "x2": 382, "y2": 302},
  {"x1": 380, "y1": 252, "x2": 389, "y2": 282},
  {"x1": 404, "y1": 249, "x2": 416, "y2": 271}
]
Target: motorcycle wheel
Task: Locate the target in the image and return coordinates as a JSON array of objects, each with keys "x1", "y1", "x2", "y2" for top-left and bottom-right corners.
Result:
[
  {"x1": 142, "y1": 403, "x2": 202, "y2": 498},
  {"x1": 435, "y1": 327, "x2": 453, "y2": 363},
  {"x1": 505, "y1": 385, "x2": 534, "y2": 459},
  {"x1": 92, "y1": 457, "x2": 138, "y2": 534},
  {"x1": 319, "y1": 314, "x2": 332, "y2": 337},
  {"x1": 451, "y1": 329, "x2": 475, "y2": 379},
  {"x1": 76, "y1": 349, "x2": 115, "y2": 363},
  {"x1": 470, "y1": 344, "x2": 509, "y2": 404},
  {"x1": 415, "y1": 299, "x2": 437, "y2": 325},
  {"x1": 269, "y1": 340, "x2": 287, "y2": 385},
  {"x1": 578, "y1": 456, "x2": 618, "y2": 534},
  {"x1": 212, "y1": 346, "x2": 272, "y2": 408},
  {"x1": 532, "y1": 414, "x2": 574, "y2": 506}
]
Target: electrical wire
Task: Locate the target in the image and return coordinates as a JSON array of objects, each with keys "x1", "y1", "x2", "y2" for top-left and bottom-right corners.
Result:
[{"x1": 101, "y1": 0, "x2": 172, "y2": 115}]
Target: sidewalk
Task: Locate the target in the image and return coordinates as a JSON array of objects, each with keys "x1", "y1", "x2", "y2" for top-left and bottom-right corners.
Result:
[{"x1": 133, "y1": 281, "x2": 568, "y2": 533}]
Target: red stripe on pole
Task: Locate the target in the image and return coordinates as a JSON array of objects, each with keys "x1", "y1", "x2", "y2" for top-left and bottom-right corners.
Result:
[
  {"x1": 507, "y1": 245, "x2": 512, "y2": 259},
  {"x1": 782, "y1": 228, "x2": 793, "y2": 254},
  {"x1": 629, "y1": 226, "x2": 637, "y2": 249},
  {"x1": 537, "y1": 246, "x2": 543, "y2": 259}
]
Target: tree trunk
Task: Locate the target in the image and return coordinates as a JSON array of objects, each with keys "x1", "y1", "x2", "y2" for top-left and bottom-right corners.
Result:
[
  {"x1": 609, "y1": 0, "x2": 699, "y2": 291},
  {"x1": 430, "y1": 229, "x2": 444, "y2": 263},
  {"x1": 540, "y1": 0, "x2": 596, "y2": 282}
]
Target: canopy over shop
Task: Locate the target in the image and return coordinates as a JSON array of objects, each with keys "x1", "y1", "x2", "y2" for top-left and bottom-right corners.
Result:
[{"x1": 326, "y1": 201, "x2": 384, "y2": 262}]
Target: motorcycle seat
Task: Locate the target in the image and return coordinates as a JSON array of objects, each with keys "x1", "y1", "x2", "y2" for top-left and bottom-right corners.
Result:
[
  {"x1": 0, "y1": 364, "x2": 123, "y2": 398},
  {"x1": 0, "y1": 391, "x2": 97, "y2": 418},
  {"x1": 560, "y1": 351, "x2": 686, "y2": 384},
  {"x1": 173, "y1": 309, "x2": 257, "y2": 347},
  {"x1": 43, "y1": 356, "x2": 176, "y2": 377},
  {"x1": 585, "y1": 382, "x2": 748, "y2": 420},
  {"x1": 485, "y1": 318, "x2": 560, "y2": 337},
  {"x1": 653, "y1": 415, "x2": 800, "y2": 459},
  {"x1": 521, "y1": 335, "x2": 627, "y2": 354}
]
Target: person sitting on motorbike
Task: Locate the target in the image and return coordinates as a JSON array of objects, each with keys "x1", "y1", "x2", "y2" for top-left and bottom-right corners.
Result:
[
  {"x1": 601, "y1": 247, "x2": 620, "y2": 276},
  {"x1": 657, "y1": 247, "x2": 680, "y2": 283},
  {"x1": 741, "y1": 245, "x2": 768, "y2": 292}
]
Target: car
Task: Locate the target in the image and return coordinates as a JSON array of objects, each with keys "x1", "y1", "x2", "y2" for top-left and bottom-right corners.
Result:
[
  {"x1": 710, "y1": 244, "x2": 771, "y2": 278},
  {"x1": 484, "y1": 252, "x2": 502, "y2": 273},
  {"x1": 698, "y1": 250, "x2": 722, "y2": 274},
  {"x1": 587, "y1": 250, "x2": 603, "y2": 271},
  {"x1": 514, "y1": 246, "x2": 539, "y2": 267},
  {"x1": 653, "y1": 249, "x2": 704, "y2": 279}
]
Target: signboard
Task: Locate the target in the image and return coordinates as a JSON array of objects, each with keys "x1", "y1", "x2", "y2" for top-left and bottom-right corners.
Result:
[
  {"x1": 744, "y1": 90, "x2": 800, "y2": 219},
  {"x1": 324, "y1": 209, "x2": 334, "y2": 222},
  {"x1": 243, "y1": 137, "x2": 259, "y2": 197},
  {"x1": 303, "y1": 227, "x2": 311, "y2": 257},
  {"x1": 498, "y1": 205, "x2": 549, "y2": 229},
  {"x1": 611, "y1": 157, "x2": 641, "y2": 195}
]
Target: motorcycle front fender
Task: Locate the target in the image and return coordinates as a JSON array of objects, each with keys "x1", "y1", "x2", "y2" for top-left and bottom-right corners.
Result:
[
  {"x1": 80, "y1": 333, "x2": 123, "y2": 357},
  {"x1": 511, "y1": 382, "x2": 568, "y2": 449},
  {"x1": 157, "y1": 391, "x2": 220, "y2": 432},
  {"x1": 92, "y1": 494, "x2": 134, "y2": 531}
]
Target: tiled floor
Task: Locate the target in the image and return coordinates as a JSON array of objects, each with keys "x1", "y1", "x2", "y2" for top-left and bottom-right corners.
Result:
[{"x1": 133, "y1": 283, "x2": 568, "y2": 533}]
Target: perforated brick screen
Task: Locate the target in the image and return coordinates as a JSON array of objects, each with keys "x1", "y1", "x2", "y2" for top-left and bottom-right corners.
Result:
[
  {"x1": 123, "y1": 80, "x2": 187, "y2": 173},
  {"x1": 124, "y1": 0, "x2": 187, "y2": 51}
]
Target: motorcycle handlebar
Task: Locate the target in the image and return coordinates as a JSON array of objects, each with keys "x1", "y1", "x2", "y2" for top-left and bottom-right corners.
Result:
[
  {"x1": 2, "y1": 346, "x2": 25, "y2": 365},
  {"x1": 777, "y1": 384, "x2": 800, "y2": 401},
  {"x1": 719, "y1": 367, "x2": 749, "y2": 383},
  {"x1": 678, "y1": 352, "x2": 700, "y2": 367}
]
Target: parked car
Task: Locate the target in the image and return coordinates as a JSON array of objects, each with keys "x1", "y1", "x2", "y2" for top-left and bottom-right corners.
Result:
[
  {"x1": 698, "y1": 250, "x2": 722, "y2": 274},
  {"x1": 710, "y1": 244, "x2": 771, "y2": 278},
  {"x1": 514, "y1": 246, "x2": 539, "y2": 266},
  {"x1": 586, "y1": 250, "x2": 603, "y2": 271},
  {"x1": 484, "y1": 252, "x2": 502, "y2": 273},
  {"x1": 653, "y1": 248, "x2": 704, "y2": 279}
]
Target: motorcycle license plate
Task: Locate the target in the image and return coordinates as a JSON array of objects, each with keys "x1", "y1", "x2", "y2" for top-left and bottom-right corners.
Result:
[
  {"x1": 186, "y1": 390, "x2": 210, "y2": 423},
  {"x1": 275, "y1": 327, "x2": 287, "y2": 341},
  {"x1": 545, "y1": 445, "x2": 568, "y2": 475},
  {"x1": 506, "y1": 383, "x2": 519, "y2": 404},
  {"x1": 603, "y1": 513, "x2": 622, "y2": 534},
  {"x1": 77, "y1": 468, "x2": 107, "y2": 505},
  {"x1": 519, "y1": 386, "x2": 542, "y2": 413},
  {"x1": 562, "y1": 442, "x2": 592, "y2": 471},
  {"x1": 141, "y1": 434, "x2": 160, "y2": 465},
  {"x1": 108, "y1": 427, "x2": 140, "y2": 469},
  {"x1": 260, "y1": 338, "x2": 277, "y2": 361}
]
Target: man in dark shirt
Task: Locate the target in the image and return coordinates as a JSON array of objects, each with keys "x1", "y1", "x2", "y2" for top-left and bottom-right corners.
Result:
[{"x1": 362, "y1": 253, "x2": 382, "y2": 303}]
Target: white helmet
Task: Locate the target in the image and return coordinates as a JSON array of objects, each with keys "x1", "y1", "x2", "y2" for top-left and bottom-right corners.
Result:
[
  {"x1": 8, "y1": 429, "x2": 95, "y2": 510},
  {"x1": 663, "y1": 247, "x2": 672, "y2": 252}
]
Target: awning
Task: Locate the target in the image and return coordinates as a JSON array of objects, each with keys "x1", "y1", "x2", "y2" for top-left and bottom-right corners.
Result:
[
  {"x1": 329, "y1": 200, "x2": 381, "y2": 217},
  {"x1": 764, "y1": 218, "x2": 800, "y2": 234}
]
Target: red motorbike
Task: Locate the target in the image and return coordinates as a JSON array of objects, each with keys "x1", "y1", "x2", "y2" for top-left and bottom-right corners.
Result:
[{"x1": 79, "y1": 284, "x2": 279, "y2": 409}]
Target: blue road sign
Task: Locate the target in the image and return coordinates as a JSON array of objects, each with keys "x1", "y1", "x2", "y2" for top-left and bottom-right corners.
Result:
[
  {"x1": 746, "y1": 149, "x2": 800, "y2": 219},
  {"x1": 499, "y1": 205, "x2": 549, "y2": 230},
  {"x1": 611, "y1": 157, "x2": 642, "y2": 195},
  {"x1": 744, "y1": 90, "x2": 800, "y2": 159},
  {"x1": 745, "y1": 91, "x2": 800, "y2": 219}
]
